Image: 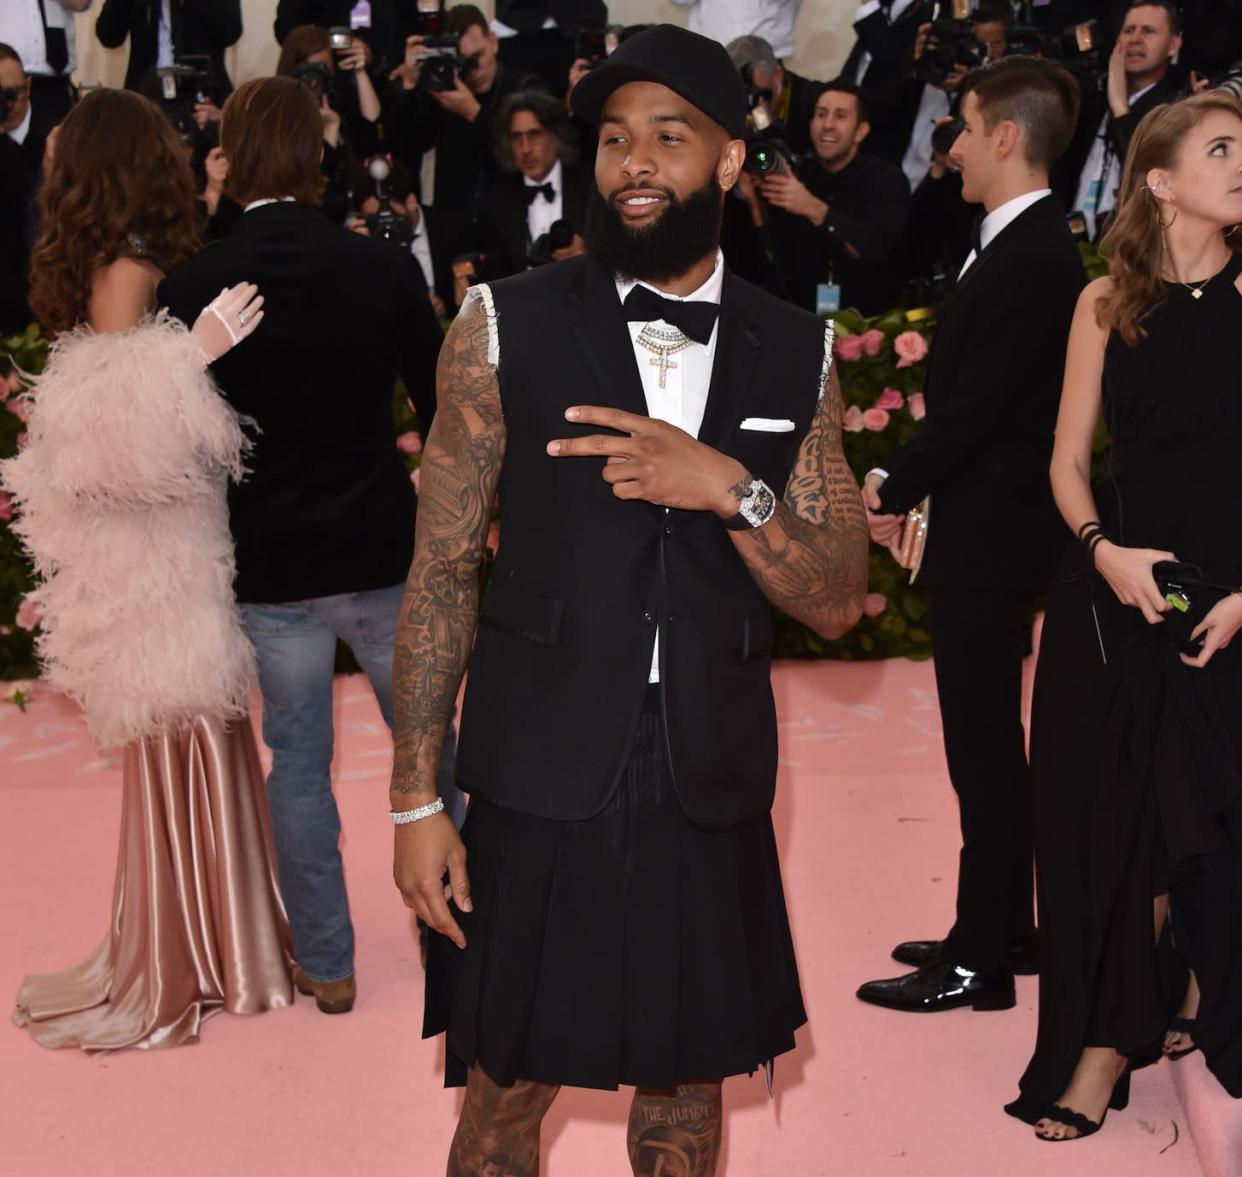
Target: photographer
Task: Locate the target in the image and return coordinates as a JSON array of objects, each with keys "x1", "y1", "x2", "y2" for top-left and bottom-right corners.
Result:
[
  {"x1": 1059, "y1": 1, "x2": 1182, "y2": 239},
  {"x1": 476, "y1": 88, "x2": 589, "y2": 280},
  {"x1": 726, "y1": 33, "x2": 823, "y2": 157},
  {"x1": 387, "y1": 4, "x2": 519, "y2": 261},
  {"x1": 278, "y1": 24, "x2": 384, "y2": 222},
  {"x1": 757, "y1": 80, "x2": 911, "y2": 316},
  {"x1": 493, "y1": 0, "x2": 607, "y2": 98},
  {"x1": 275, "y1": 0, "x2": 405, "y2": 72},
  {"x1": 95, "y1": 0, "x2": 241, "y2": 94}
]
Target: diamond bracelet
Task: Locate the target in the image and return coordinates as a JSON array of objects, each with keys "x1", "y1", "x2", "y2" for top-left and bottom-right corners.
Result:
[{"x1": 389, "y1": 798, "x2": 445, "y2": 825}]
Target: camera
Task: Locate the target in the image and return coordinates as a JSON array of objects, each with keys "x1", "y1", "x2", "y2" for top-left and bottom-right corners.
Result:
[
  {"x1": 574, "y1": 26, "x2": 610, "y2": 71},
  {"x1": 739, "y1": 62, "x2": 776, "y2": 132},
  {"x1": 418, "y1": 33, "x2": 478, "y2": 94},
  {"x1": 743, "y1": 137, "x2": 795, "y2": 177},
  {"x1": 916, "y1": 17, "x2": 988, "y2": 86},
  {"x1": 149, "y1": 56, "x2": 220, "y2": 150},
  {"x1": 1213, "y1": 62, "x2": 1242, "y2": 103},
  {"x1": 414, "y1": 0, "x2": 445, "y2": 36},
  {"x1": 528, "y1": 220, "x2": 576, "y2": 267},
  {"x1": 360, "y1": 156, "x2": 415, "y2": 248},
  {"x1": 329, "y1": 26, "x2": 353, "y2": 51},
  {"x1": 291, "y1": 59, "x2": 333, "y2": 101}
]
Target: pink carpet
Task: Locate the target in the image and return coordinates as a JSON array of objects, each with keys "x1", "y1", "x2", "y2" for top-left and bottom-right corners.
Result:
[{"x1": 0, "y1": 659, "x2": 1231, "y2": 1177}]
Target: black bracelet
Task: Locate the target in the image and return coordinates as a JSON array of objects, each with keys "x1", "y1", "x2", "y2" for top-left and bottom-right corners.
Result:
[
  {"x1": 1087, "y1": 531, "x2": 1110, "y2": 564},
  {"x1": 1077, "y1": 519, "x2": 1103, "y2": 541}
]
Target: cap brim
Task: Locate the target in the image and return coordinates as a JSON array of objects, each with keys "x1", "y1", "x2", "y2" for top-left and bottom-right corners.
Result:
[{"x1": 571, "y1": 62, "x2": 668, "y2": 128}]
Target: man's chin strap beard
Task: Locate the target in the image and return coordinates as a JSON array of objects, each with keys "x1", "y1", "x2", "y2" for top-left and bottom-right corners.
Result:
[{"x1": 583, "y1": 176, "x2": 724, "y2": 286}]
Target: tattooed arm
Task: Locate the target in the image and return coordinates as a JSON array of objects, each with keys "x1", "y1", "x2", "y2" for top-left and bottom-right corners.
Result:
[
  {"x1": 390, "y1": 297, "x2": 505, "y2": 949},
  {"x1": 549, "y1": 364, "x2": 867, "y2": 641},
  {"x1": 727, "y1": 364, "x2": 868, "y2": 639}
]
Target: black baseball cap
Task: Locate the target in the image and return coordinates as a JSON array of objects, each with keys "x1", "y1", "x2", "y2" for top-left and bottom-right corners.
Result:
[{"x1": 571, "y1": 24, "x2": 749, "y2": 141}]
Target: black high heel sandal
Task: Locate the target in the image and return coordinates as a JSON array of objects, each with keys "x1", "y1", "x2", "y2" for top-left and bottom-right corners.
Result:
[
  {"x1": 1165, "y1": 1016, "x2": 1199, "y2": 1061},
  {"x1": 1037, "y1": 1070, "x2": 1131, "y2": 1142}
]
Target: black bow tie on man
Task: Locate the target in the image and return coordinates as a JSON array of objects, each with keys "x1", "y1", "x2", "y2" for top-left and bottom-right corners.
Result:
[
  {"x1": 524, "y1": 182, "x2": 556, "y2": 205},
  {"x1": 622, "y1": 284, "x2": 720, "y2": 345}
]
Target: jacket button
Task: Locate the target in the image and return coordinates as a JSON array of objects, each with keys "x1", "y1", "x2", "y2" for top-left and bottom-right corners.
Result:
[
  {"x1": 642, "y1": 609, "x2": 656, "y2": 625},
  {"x1": 663, "y1": 521, "x2": 674, "y2": 535}
]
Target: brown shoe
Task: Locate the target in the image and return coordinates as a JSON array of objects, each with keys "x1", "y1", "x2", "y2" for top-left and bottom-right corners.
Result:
[{"x1": 294, "y1": 968, "x2": 356, "y2": 1014}]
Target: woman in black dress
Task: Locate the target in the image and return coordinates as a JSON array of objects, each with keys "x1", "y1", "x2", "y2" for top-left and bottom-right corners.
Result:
[{"x1": 1008, "y1": 90, "x2": 1242, "y2": 1140}]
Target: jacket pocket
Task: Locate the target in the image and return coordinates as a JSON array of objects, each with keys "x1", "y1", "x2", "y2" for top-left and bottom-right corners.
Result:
[{"x1": 479, "y1": 576, "x2": 565, "y2": 645}]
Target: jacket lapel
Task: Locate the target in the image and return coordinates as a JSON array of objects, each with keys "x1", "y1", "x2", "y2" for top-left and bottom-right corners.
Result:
[
  {"x1": 949, "y1": 194, "x2": 1060, "y2": 303},
  {"x1": 569, "y1": 258, "x2": 650, "y2": 421},
  {"x1": 696, "y1": 271, "x2": 761, "y2": 450}
]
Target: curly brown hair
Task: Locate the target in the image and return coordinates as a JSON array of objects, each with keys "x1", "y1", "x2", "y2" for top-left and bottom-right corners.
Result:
[
  {"x1": 1097, "y1": 91, "x2": 1242, "y2": 345},
  {"x1": 30, "y1": 88, "x2": 201, "y2": 337}
]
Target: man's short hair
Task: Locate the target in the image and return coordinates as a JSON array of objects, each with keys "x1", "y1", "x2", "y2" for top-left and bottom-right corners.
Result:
[
  {"x1": 221, "y1": 76, "x2": 325, "y2": 206},
  {"x1": 445, "y1": 4, "x2": 490, "y2": 40},
  {"x1": 1125, "y1": 1, "x2": 1181, "y2": 35},
  {"x1": 494, "y1": 88, "x2": 578, "y2": 171},
  {"x1": 818, "y1": 78, "x2": 868, "y2": 125},
  {"x1": 971, "y1": 2, "x2": 1012, "y2": 25},
  {"x1": 0, "y1": 42, "x2": 24, "y2": 70},
  {"x1": 726, "y1": 35, "x2": 779, "y2": 74},
  {"x1": 960, "y1": 56, "x2": 1080, "y2": 167}
]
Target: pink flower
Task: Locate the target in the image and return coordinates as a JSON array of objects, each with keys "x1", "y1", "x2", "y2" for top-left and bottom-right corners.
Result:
[
  {"x1": 843, "y1": 405, "x2": 865, "y2": 433},
  {"x1": 860, "y1": 328, "x2": 886, "y2": 357},
  {"x1": 862, "y1": 407, "x2": 891, "y2": 432},
  {"x1": 396, "y1": 431, "x2": 423, "y2": 454},
  {"x1": 894, "y1": 330, "x2": 929, "y2": 368},
  {"x1": 6, "y1": 396, "x2": 31, "y2": 423},
  {"x1": 410, "y1": 466, "x2": 422, "y2": 493},
  {"x1": 863, "y1": 592, "x2": 888, "y2": 617},
  {"x1": 907, "y1": 392, "x2": 927, "y2": 421},
  {"x1": 15, "y1": 596, "x2": 41, "y2": 631},
  {"x1": 0, "y1": 491, "x2": 11, "y2": 522},
  {"x1": 834, "y1": 333, "x2": 865, "y2": 362},
  {"x1": 874, "y1": 387, "x2": 904, "y2": 411}
]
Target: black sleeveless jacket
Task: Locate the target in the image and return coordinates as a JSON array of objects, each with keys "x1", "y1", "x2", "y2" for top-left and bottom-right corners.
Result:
[{"x1": 455, "y1": 256, "x2": 828, "y2": 826}]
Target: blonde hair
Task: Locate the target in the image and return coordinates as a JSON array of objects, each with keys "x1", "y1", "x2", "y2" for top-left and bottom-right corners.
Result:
[{"x1": 1097, "y1": 91, "x2": 1242, "y2": 345}]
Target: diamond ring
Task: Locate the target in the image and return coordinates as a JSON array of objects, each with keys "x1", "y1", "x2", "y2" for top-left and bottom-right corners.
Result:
[{"x1": 238, "y1": 309, "x2": 252, "y2": 326}]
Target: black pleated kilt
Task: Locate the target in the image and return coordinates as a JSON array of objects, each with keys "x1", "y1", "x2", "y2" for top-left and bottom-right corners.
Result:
[{"x1": 423, "y1": 688, "x2": 806, "y2": 1090}]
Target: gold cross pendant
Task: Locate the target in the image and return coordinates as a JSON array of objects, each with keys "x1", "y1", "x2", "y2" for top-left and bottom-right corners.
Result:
[{"x1": 650, "y1": 352, "x2": 678, "y2": 390}]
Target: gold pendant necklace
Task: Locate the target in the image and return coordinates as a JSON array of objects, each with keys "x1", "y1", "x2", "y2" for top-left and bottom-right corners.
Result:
[{"x1": 635, "y1": 325, "x2": 693, "y2": 390}]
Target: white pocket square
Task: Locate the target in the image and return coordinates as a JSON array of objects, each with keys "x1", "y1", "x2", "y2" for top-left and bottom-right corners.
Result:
[{"x1": 740, "y1": 417, "x2": 796, "y2": 433}]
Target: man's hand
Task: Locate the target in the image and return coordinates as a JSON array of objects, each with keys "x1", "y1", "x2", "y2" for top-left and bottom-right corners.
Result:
[
  {"x1": 392, "y1": 811, "x2": 471, "y2": 949},
  {"x1": 1181, "y1": 593, "x2": 1242, "y2": 668},
  {"x1": 395, "y1": 34, "x2": 427, "y2": 90},
  {"x1": 434, "y1": 75, "x2": 482, "y2": 122},
  {"x1": 551, "y1": 232, "x2": 587, "y2": 261},
  {"x1": 863, "y1": 471, "x2": 904, "y2": 546},
  {"x1": 759, "y1": 172, "x2": 828, "y2": 226},
  {"x1": 337, "y1": 36, "x2": 371, "y2": 71},
  {"x1": 548, "y1": 406, "x2": 747, "y2": 515},
  {"x1": 1107, "y1": 37, "x2": 1130, "y2": 118}
]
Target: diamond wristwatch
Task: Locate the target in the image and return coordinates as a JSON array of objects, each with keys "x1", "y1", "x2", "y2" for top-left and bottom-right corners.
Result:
[{"x1": 722, "y1": 476, "x2": 777, "y2": 531}]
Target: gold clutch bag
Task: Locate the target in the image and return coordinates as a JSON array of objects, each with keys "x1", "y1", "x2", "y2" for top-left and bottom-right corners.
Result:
[{"x1": 896, "y1": 497, "x2": 930, "y2": 583}]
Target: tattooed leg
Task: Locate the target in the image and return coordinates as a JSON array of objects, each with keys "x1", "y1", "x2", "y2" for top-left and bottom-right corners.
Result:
[
  {"x1": 447, "y1": 1066, "x2": 560, "y2": 1177},
  {"x1": 627, "y1": 1082, "x2": 723, "y2": 1177}
]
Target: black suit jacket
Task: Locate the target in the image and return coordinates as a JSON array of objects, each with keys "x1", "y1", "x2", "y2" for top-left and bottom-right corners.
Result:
[
  {"x1": 477, "y1": 162, "x2": 592, "y2": 279},
  {"x1": 878, "y1": 195, "x2": 1085, "y2": 590},
  {"x1": 158, "y1": 202, "x2": 442, "y2": 604},
  {"x1": 95, "y1": 0, "x2": 242, "y2": 92}
]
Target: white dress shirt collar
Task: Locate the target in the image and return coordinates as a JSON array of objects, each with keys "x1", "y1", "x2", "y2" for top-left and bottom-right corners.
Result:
[
  {"x1": 523, "y1": 157, "x2": 562, "y2": 194},
  {"x1": 979, "y1": 187, "x2": 1052, "y2": 253},
  {"x1": 244, "y1": 197, "x2": 298, "y2": 212},
  {"x1": 7, "y1": 102, "x2": 33, "y2": 146}
]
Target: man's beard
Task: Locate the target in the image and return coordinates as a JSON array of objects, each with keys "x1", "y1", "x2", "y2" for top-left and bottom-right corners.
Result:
[{"x1": 583, "y1": 174, "x2": 724, "y2": 284}]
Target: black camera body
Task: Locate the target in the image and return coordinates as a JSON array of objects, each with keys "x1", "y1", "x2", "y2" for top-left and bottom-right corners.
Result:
[
  {"x1": 418, "y1": 33, "x2": 478, "y2": 94},
  {"x1": 916, "y1": 18, "x2": 989, "y2": 86},
  {"x1": 367, "y1": 206, "x2": 414, "y2": 248},
  {"x1": 528, "y1": 219, "x2": 576, "y2": 267},
  {"x1": 743, "y1": 136, "x2": 796, "y2": 178},
  {"x1": 291, "y1": 59, "x2": 333, "y2": 101},
  {"x1": 152, "y1": 57, "x2": 219, "y2": 150}
]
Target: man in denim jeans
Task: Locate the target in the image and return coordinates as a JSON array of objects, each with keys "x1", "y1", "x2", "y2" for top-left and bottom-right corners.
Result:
[{"x1": 160, "y1": 76, "x2": 463, "y2": 1014}]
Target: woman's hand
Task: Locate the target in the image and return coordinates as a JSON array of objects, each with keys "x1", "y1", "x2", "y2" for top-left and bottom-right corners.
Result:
[
  {"x1": 1094, "y1": 541, "x2": 1177, "y2": 624},
  {"x1": 1181, "y1": 593, "x2": 1242, "y2": 668},
  {"x1": 191, "y1": 283, "x2": 264, "y2": 364}
]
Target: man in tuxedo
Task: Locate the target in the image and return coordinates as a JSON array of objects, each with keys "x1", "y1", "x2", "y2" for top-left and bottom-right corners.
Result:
[
  {"x1": 159, "y1": 76, "x2": 460, "y2": 1019},
  {"x1": 95, "y1": 0, "x2": 242, "y2": 93},
  {"x1": 1057, "y1": 1, "x2": 1183, "y2": 239},
  {"x1": 477, "y1": 87, "x2": 590, "y2": 279},
  {"x1": 390, "y1": 25, "x2": 868, "y2": 1173},
  {"x1": 0, "y1": 43, "x2": 60, "y2": 333},
  {"x1": 856, "y1": 55, "x2": 1085, "y2": 1014}
]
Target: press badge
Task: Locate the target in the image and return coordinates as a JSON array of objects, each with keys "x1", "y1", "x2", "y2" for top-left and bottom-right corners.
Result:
[
  {"x1": 350, "y1": 0, "x2": 372, "y2": 29},
  {"x1": 816, "y1": 282, "x2": 841, "y2": 315}
]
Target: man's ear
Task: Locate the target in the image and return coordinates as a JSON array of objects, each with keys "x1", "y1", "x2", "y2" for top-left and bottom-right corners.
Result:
[
  {"x1": 993, "y1": 118, "x2": 1020, "y2": 160},
  {"x1": 718, "y1": 138, "x2": 745, "y2": 192},
  {"x1": 856, "y1": 118, "x2": 872, "y2": 146},
  {"x1": 1169, "y1": 33, "x2": 1184, "y2": 62}
]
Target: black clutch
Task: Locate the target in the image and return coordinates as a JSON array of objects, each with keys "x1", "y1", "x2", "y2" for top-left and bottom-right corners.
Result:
[{"x1": 1152, "y1": 561, "x2": 1234, "y2": 655}]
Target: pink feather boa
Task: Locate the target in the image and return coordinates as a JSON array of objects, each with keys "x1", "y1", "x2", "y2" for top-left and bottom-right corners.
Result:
[{"x1": 1, "y1": 315, "x2": 256, "y2": 747}]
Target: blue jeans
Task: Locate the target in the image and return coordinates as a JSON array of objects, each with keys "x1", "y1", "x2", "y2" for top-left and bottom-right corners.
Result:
[{"x1": 240, "y1": 581, "x2": 464, "y2": 983}]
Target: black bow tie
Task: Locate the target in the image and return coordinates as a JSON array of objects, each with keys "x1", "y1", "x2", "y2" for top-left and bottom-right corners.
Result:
[
  {"x1": 623, "y1": 285, "x2": 720, "y2": 345},
  {"x1": 968, "y1": 213, "x2": 984, "y2": 258},
  {"x1": 524, "y1": 182, "x2": 555, "y2": 205}
]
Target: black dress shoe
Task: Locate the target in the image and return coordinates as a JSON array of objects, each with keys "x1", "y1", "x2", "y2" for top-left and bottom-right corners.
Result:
[
  {"x1": 856, "y1": 958, "x2": 1016, "y2": 1013},
  {"x1": 891, "y1": 933, "x2": 1039, "y2": 976}
]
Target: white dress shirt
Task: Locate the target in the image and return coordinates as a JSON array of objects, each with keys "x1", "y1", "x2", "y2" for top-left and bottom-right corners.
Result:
[
  {"x1": 7, "y1": 104, "x2": 33, "y2": 146},
  {"x1": 1072, "y1": 83, "x2": 1156, "y2": 240},
  {"x1": 524, "y1": 158, "x2": 564, "y2": 246},
  {"x1": 157, "y1": 0, "x2": 175, "y2": 68},
  {"x1": 901, "y1": 83, "x2": 951, "y2": 189},
  {"x1": 958, "y1": 187, "x2": 1051, "y2": 279},
  {"x1": 409, "y1": 214, "x2": 436, "y2": 295},
  {"x1": 0, "y1": 0, "x2": 84, "y2": 78},
  {"x1": 616, "y1": 250, "x2": 725, "y2": 683},
  {"x1": 670, "y1": 0, "x2": 801, "y2": 61}
]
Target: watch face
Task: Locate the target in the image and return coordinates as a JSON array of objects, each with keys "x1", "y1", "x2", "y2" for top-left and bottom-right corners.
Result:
[{"x1": 740, "y1": 480, "x2": 776, "y2": 527}]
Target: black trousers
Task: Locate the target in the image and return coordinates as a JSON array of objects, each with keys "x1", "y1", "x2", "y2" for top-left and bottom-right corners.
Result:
[{"x1": 929, "y1": 586, "x2": 1037, "y2": 973}]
